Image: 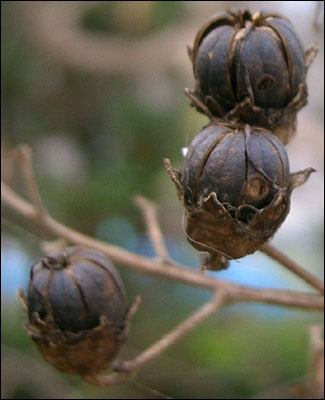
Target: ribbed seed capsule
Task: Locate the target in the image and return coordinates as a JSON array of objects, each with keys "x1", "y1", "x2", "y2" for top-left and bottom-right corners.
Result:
[
  {"x1": 19, "y1": 247, "x2": 129, "y2": 376},
  {"x1": 181, "y1": 123, "x2": 289, "y2": 216},
  {"x1": 164, "y1": 123, "x2": 315, "y2": 270},
  {"x1": 186, "y1": 9, "x2": 316, "y2": 144}
]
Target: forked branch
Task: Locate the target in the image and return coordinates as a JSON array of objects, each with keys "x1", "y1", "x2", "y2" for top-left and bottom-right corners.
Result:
[
  {"x1": 261, "y1": 243, "x2": 324, "y2": 294},
  {"x1": 12, "y1": 144, "x2": 46, "y2": 220},
  {"x1": 134, "y1": 195, "x2": 171, "y2": 263},
  {"x1": 1, "y1": 145, "x2": 324, "y2": 389},
  {"x1": 83, "y1": 290, "x2": 226, "y2": 387},
  {"x1": 2, "y1": 180, "x2": 323, "y2": 311}
]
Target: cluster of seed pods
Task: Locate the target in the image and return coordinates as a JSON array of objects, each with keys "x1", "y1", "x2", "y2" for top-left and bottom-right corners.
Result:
[
  {"x1": 19, "y1": 9, "x2": 318, "y2": 376},
  {"x1": 165, "y1": 9, "x2": 316, "y2": 270}
]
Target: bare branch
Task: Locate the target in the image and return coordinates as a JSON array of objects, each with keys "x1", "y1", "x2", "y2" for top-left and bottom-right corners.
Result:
[
  {"x1": 20, "y1": 2, "x2": 195, "y2": 76},
  {"x1": 1, "y1": 215, "x2": 41, "y2": 244},
  {"x1": 305, "y1": 325, "x2": 324, "y2": 399},
  {"x1": 134, "y1": 195, "x2": 171, "y2": 263},
  {"x1": 1, "y1": 134, "x2": 17, "y2": 184},
  {"x1": 12, "y1": 144, "x2": 47, "y2": 220},
  {"x1": 113, "y1": 289, "x2": 226, "y2": 373},
  {"x1": 126, "y1": 296, "x2": 142, "y2": 321},
  {"x1": 260, "y1": 243, "x2": 324, "y2": 294},
  {"x1": 82, "y1": 370, "x2": 135, "y2": 388},
  {"x1": 2, "y1": 151, "x2": 324, "y2": 391},
  {"x1": 305, "y1": 43, "x2": 319, "y2": 70},
  {"x1": 40, "y1": 238, "x2": 68, "y2": 255},
  {"x1": 313, "y1": 1, "x2": 324, "y2": 32},
  {"x1": 1, "y1": 180, "x2": 324, "y2": 311},
  {"x1": 84, "y1": 290, "x2": 226, "y2": 387}
]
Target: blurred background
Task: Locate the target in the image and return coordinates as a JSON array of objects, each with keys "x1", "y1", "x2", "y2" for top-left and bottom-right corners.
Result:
[{"x1": 1, "y1": 1, "x2": 324, "y2": 399}]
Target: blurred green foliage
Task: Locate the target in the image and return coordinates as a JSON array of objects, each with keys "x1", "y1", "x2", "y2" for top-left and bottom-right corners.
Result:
[
  {"x1": 2, "y1": 299, "x2": 317, "y2": 399},
  {"x1": 81, "y1": 1, "x2": 185, "y2": 36}
]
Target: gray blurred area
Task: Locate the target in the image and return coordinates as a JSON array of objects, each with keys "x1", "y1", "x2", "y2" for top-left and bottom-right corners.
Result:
[{"x1": 1, "y1": 2, "x2": 324, "y2": 399}]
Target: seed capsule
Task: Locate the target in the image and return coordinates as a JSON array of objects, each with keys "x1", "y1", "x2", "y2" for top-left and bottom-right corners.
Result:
[
  {"x1": 19, "y1": 247, "x2": 129, "y2": 376},
  {"x1": 187, "y1": 9, "x2": 316, "y2": 144},
  {"x1": 164, "y1": 123, "x2": 315, "y2": 270},
  {"x1": 181, "y1": 123, "x2": 289, "y2": 210}
]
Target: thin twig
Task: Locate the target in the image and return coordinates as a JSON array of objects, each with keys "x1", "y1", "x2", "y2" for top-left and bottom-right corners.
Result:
[
  {"x1": 1, "y1": 134, "x2": 17, "y2": 184},
  {"x1": 113, "y1": 289, "x2": 226, "y2": 373},
  {"x1": 1, "y1": 215, "x2": 41, "y2": 243},
  {"x1": 1, "y1": 180, "x2": 324, "y2": 311},
  {"x1": 82, "y1": 370, "x2": 135, "y2": 388},
  {"x1": 84, "y1": 291, "x2": 226, "y2": 387},
  {"x1": 305, "y1": 43, "x2": 320, "y2": 70},
  {"x1": 260, "y1": 243, "x2": 324, "y2": 294},
  {"x1": 126, "y1": 296, "x2": 142, "y2": 321},
  {"x1": 40, "y1": 238, "x2": 68, "y2": 255},
  {"x1": 134, "y1": 195, "x2": 171, "y2": 263},
  {"x1": 305, "y1": 325, "x2": 324, "y2": 399},
  {"x1": 12, "y1": 144, "x2": 46, "y2": 219},
  {"x1": 2, "y1": 156, "x2": 324, "y2": 391},
  {"x1": 313, "y1": 1, "x2": 324, "y2": 31},
  {"x1": 11, "y1": 144, "x2": 321, "y2": 301},
  {"x1": 20, "y1": 2, "x2": 195, "y2": 76}
]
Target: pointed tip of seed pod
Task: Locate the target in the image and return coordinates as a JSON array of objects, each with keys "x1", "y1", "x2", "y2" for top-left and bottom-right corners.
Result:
[
  {"x1": 288, "y1": 167, "x2": 316, "y2": 194},
  {"x1": 162, "y1": 158, "x2": 181, "y2": 180},
  {"x1": 17, "y1": 288, "x2": 28, "y2": 311},
  {"x1": 200, "y1": 252, "x2": 230, "y2": 271},
  {"x1": 162, "y1": 157, "x2": 170, "y2": 165},
  {"x1": 183, "y1": 87, "x2": 191, "y2": 96},
  {"x1": 162, "y1": 158, "x2": 176, "y2": 173},
  {"x1": 306, "y1": 42, "x2": 319, "y2": 69},
  {"x1": 187, "y1": 45, "x2": 193, "y2": 60}
]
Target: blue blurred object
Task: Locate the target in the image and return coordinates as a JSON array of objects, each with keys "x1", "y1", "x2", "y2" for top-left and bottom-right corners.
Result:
[
  {"x1": 1, "y1": 219, "x2": 315, "y2": 321},
  {"x1": 96, "y1": 216, "x2": 138, "y2": 252},
  {"x1": 1, "y1": 235, "x2": 31, "y2": 297},
  {"x1": 211, "y1": 254, "x2": 287, "y2": 289}
]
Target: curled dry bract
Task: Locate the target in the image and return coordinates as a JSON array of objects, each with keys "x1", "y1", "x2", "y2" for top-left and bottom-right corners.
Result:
[
  {"x1": 187, "y1": 9, "x2": 318, "y2": 144},
  {"x1": 164, "y1": 124, "x2": 315, "y2": 270}
]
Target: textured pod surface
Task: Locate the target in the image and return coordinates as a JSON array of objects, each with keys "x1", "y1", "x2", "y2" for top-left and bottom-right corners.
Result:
[
  {"x1": 20, "y1": 247, "x2": 129, "y2": 375},
  {"x1": 164, "y1": 125, "x2": 314, "y2": 270},
  {"x1": 182, "y1": 123, "x2": 289, "y2": 214},
  {"x1": 193, "y1": 9, "x2": 306, "y2": 111},
  {"x1": 27, "y1": 246, "x2": 127, "y2": 333},
  {"x1": 187, "y1": 9, "x2": 314, "y2": 143}
]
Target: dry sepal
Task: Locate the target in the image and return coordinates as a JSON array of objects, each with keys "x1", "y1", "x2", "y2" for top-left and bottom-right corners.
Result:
[
  {"x1": 164, "y1": 123, "x2": 315, "y2": 270},
  {"x1": 186, "y1": 9, "x2": 318, "y2": 144},
  {"x1": 19, "y1": 246, "x2": 129, "y2": 376}
]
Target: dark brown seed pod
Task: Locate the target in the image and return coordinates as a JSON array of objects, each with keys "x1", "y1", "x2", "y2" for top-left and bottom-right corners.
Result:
[
  {"x1": 18, "y1": 246, "x2": 129, "y2": 376},
  {"x1": 164, "y1": 123, "x2": 315, "y2": 270},
  {"x1": 186, "y1": 9, "x2": 318, "y2": 144}
]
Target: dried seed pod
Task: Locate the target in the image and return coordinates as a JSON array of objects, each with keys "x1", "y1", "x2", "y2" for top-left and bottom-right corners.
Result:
[
  {"x1": 19, "y1": 246, "x2": 129, "y2": 376},
  {"x1": 187, "y1": 9, "x2": 318, "y2": 144},
  {"x1": 164, "y1": 123, "x2": 315, "y2": 270}
]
